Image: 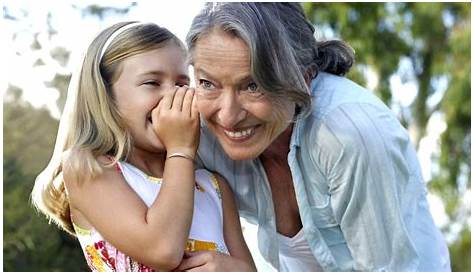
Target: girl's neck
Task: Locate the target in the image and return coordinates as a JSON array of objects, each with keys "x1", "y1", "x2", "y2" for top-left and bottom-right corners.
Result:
[{"x1": 127, "y1": 149, "x2": 166, "y2": 178}]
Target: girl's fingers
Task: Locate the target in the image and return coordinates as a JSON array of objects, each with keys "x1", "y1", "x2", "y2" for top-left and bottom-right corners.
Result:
[
  {"x1": 175, "y1": 257, "x2": 202, "y2": 271},
  {"x1": 151, "y1": 106, "x2": 159, "y2": 123},
  {"x1": 191, "y1": 89, "x2": 199, "y2": 120},
  {"x1": 158, "y1": 87, "x2": 176, "y2": 110},
  {"x1": 171, "y1": 86, "x2": 188, "y2": 111},
  {"x1": 182, "y1": 88, "x2": 195, "y2": 116},
  {"x1": 175, "y1": 251, "x2": 206, "y2": 271},
  {"x1": 185, "y1": 266, "x2": 207, "y2": 272}
]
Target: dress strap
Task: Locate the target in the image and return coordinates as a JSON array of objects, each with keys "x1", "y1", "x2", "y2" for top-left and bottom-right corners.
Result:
[{"x1": 209, "y1": 173, "x2": 222, "y2": 200}]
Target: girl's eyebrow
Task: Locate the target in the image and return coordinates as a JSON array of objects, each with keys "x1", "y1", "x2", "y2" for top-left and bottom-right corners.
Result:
[
  {"x1": 137, "y1": 70, "x2": 164, "y2": 77},
  {"x1": 137, "y1": 71, "x2": 190, "y2": 82},
  {"x1": 178, "y1": 74, "x2": 191, "y2": 82},
  {"x1": 137, "y1": 71, "x2": 165, "y2": 77}
]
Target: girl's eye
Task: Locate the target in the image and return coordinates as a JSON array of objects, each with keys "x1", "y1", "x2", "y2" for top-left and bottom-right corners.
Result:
[
  {"x1": 199, "y1": 79, "x2": 215, "y2": 90},
  {"x1": 176, "y1": 82, "x2": 189, "y2": 87},
  {"x1": 143, "y1": 80, "x2": 160, "y2": 86}
]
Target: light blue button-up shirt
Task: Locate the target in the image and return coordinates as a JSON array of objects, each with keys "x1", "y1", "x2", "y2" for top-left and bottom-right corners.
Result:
[{"x1": 196, "y1": 72, "x2": 451, "y2": 271}]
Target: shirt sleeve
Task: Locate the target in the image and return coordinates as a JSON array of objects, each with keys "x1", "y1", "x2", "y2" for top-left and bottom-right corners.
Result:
[{"x1": 310, "y1": 102, "x2": 422, "y2": 271}]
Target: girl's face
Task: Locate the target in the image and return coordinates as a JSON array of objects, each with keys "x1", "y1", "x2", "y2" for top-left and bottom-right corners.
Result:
[
  {"x1": 112, "y1": 43, "x2": 189, "y2": 155},
  {"x1": 192, "y1": 29, "x2": 295, "y2": 160}
]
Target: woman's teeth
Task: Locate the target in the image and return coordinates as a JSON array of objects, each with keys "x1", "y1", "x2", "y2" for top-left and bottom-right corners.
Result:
[{"x1": 223, "y1": 128, "x2": 254, "y2": 139}]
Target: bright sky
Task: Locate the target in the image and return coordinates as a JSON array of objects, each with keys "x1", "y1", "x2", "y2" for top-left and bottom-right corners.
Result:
[
  {"x1": 2, "y1": 1, "x2": 462, "y2": 271},
  {"x1": 2, "y1": 0, "x2": 206, "y2": 118}
]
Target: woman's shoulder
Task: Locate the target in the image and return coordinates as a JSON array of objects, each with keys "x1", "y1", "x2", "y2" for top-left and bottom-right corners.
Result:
[
  {"x1": 301, "y1": 82, "x2": 409, "y2": 165},
  {"x1": 307, "y1": 73, "x2": 397, "y2": 131},
  {"x1": 312, "y1": 72, "x2": 368, "y2": 94},
  {"x1": 310, "y1": 72, "x2": 389, "y2": 119}
]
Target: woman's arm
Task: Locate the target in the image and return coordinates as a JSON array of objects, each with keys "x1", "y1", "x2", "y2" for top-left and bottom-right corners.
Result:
[
  {"x1": 313, "y1": 103, "x2": 421, "y2": 271},
  {"x1": 174, "y1": 174, "x2": 256, "y2": 271}
]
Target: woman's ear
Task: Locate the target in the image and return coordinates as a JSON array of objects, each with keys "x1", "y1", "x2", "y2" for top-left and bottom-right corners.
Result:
[
  {"x1": 304, "y1": 65, "x2": 317, "y2": 86},
  {"x1": 294, "y1": 105, "x2": 301, "y2": 118}
]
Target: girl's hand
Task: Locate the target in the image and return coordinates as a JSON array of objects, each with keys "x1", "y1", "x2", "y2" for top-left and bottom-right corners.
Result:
[
  {"x1": 151, "y1": 86, "x2": 199, "y2": 158},
  {"x1": 174, "y1": 251, "x2": 256, "y2": 272}
]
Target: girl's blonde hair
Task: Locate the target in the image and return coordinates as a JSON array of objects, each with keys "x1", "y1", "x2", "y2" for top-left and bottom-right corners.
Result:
[{"x1": 31, "y1": 21, "x2": 185, "y2": 235}]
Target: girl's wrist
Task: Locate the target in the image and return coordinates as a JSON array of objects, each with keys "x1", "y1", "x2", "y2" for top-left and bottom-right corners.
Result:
[
  {"x1": 166, "y1": 148, "x2": 196, "y2": 161},
  {"x1": 166, "y1": 151, "x2": 195, "y2": 161}
]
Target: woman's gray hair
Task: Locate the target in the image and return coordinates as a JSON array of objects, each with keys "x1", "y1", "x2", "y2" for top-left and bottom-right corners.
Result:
[{"x1": 186, "y1": 3, "x2": 354, "y2": 117}]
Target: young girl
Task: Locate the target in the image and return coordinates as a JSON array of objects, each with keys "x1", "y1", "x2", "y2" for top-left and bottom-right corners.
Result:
[{"x1": 31, "y1": 21, "x2": 256, "y2": 272}]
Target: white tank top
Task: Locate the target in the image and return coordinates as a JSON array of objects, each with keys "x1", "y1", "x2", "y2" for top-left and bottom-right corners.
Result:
[
  {"x1": 73, "y1": 161, "x2": 228, "y2": 271},
  {"x1": 278, "y1": 229, "x2": 323, "y2": 271}
]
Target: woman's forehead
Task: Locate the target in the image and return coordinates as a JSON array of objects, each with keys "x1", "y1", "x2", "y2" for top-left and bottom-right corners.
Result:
[
  {"x1": 193, "y1": 29, "x2": 249, "y2": 62},
  {"x1": 192, "y1": 30, "x2": 252, "y2": 80}
]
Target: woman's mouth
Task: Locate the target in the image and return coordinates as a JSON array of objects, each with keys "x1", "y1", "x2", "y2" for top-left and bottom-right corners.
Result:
[{"x1": 222, "y1": 126, "x2": 257, "y2": 142}]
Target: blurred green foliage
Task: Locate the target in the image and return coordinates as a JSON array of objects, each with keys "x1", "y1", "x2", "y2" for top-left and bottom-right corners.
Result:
[
  {"x1": 305, "y1": 2, "x2": 470, "y2": 271},
  {"x1": 3, "y1": 2, "x2": 471, "y2": 271},
  {"x1": 4, "y1": 87, "x2": 89, "y2": 271}
]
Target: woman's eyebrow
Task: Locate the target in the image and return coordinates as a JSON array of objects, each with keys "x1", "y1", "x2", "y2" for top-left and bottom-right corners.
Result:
[
  {"x1": 196, "y1": 68, "x2": 252, "y2": 83},
  {"x1": 195, "y1": 68, "x2": 213, "y2": 79}
]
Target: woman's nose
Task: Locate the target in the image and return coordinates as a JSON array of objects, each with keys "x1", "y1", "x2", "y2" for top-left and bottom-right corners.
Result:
[{"x1": 216, "y1": 92, "x2": 247, "y2": 128}]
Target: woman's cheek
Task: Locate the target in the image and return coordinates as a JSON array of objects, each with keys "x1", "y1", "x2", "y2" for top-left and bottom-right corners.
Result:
[{"x1": 196, "y1": 95, "x2": 213, "y2": 119}]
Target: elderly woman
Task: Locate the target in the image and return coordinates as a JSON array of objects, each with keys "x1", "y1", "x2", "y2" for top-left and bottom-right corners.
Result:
[{"x1": 181, "y1": 2, "x2": 450, "y2": 271}]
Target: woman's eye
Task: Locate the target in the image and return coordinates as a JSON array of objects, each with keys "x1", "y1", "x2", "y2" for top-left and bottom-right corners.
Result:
[
  {"x1": 199, "y1": 79, "x2": 214, "y2": 89},
  {"x1": 247, "y1": 82, "x2": 258, "y2": 92},
  {"x1": 245, "y1": 82, "x2": 264, "y2": 97}
]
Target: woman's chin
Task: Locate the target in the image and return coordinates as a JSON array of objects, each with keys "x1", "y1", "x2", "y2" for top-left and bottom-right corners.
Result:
[{"x1": 221, "y1": 145, "x2": 261, "y2": 161}]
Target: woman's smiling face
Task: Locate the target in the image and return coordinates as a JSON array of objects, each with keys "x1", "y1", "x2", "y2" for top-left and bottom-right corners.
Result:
[{"x1": 192, "y1": 29, "x2": 295, "y2": 160}]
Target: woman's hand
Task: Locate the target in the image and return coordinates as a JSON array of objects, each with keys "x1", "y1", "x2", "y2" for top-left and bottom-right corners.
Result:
[
  {"x1": 151, "y1": 86, "x2": 200, "y2": 158},
  {"x1": 174, "y1": 251, "x2": 256, "y2": 272}
]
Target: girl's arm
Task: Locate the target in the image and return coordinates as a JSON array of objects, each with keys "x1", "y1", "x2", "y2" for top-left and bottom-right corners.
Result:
[
  {"x1": 65, "y1": 155, "x2": 194, "y2": 270},
  {"x1": 66, "y1": 87, "x2": 199, "y2": 271},
  {"x1": 219, "y1": 173, "x2": 256, "y2": 270},
  {"x1": 174, "y1": 174, "x2": 257, "y2": 271}
]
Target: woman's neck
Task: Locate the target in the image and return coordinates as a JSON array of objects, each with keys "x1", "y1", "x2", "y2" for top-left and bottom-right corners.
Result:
[
  {"x1": 260, "y1": 124, "x2": 293, "y2": 162},
  {"x1": 127, "y1": 149, "x2": 167, "y2": 178}
]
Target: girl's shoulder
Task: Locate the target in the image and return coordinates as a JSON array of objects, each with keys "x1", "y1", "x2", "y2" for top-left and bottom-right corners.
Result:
[
  {"x1": 195, "y1": 169, "x2": 234, "y2": 200},
  {"x1": 62, "y1": 150, "x2": 120, "y2": 189}
]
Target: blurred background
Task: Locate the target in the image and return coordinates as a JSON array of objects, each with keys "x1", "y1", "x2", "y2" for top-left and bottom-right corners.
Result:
[{"x1": 2, "y1": 1, "x2": 471, "y2": 271}]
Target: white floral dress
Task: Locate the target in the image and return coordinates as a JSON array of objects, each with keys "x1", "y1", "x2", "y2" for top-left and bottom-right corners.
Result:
[{"x1": 73, "y1": 161, "x2": 229, "y2": 271}]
